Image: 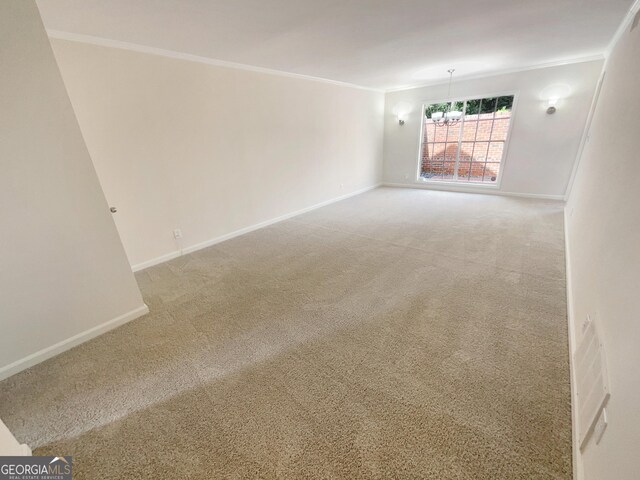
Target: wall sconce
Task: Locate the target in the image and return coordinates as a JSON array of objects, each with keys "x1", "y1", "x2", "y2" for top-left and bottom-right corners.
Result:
[
  {"x1": 393, "y1": 102, "x2": 413, "y2": 127},
  {"x1": 540, "y1": 84, "x2": 570, "y2": 115}
]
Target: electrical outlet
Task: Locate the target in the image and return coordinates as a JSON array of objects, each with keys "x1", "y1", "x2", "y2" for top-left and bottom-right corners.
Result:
[
  {"x1": 340, "y1": 183, "x2": 344, "y2": 189},
  {"x1": 173, "y1": 229, "x2": 183, "y2": 239},
  {"x1": 404, "y1": 174, "x2": 409, "y2": 180},
  {"x1": 594, "y1": 408, "x2": 607, "y2": 444}
]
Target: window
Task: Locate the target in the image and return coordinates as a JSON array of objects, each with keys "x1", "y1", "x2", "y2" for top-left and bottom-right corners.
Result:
[{"x1": 419, "y1": 95, "x2": 515, "y2": 185}]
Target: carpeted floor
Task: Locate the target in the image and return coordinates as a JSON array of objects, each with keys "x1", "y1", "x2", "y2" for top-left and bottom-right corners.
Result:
[{"x1": 0, "y1": 187, "x2": 571, "y2": 479}]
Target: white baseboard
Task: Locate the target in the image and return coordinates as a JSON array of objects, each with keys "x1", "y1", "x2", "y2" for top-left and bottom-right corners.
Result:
[
  {"x1": 382, "y1": 182, "x2": 565, "y2": 201},
  {"x1": 564, "y1": 206, "x2": 583, "y2": 480},
  {"x1": 132, "y1": 184, "x2": 381, "y2": 272},
  {"x1": 130, "y1": 250, "x2": 182, "y2": 272},
  {"x1": 0, "y1": 304, "x2": 149, "y2": 381}
]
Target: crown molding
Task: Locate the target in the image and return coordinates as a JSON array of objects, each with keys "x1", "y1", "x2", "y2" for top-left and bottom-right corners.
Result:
[
  {"x1": 46, "y1": 29, "x2": 384, "y2": 93},
  {"x1": 47, "y1": 25, "x2": 625, "y2": 96},
  {"x1": 605, "y1": 0, "x2": 640, "y2": 58},
  {"x1": 384, "y1": 54, "x2": 605, "y2": 93}
]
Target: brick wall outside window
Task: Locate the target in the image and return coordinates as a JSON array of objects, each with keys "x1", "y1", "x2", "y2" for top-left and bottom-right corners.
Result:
[{"x1": 421, "y1": 111, "x2": 511, "y2": 183}]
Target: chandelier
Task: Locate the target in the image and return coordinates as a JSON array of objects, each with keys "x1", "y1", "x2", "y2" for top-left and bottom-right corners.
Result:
[{"x1": 432, "y1": 69, "x2": 462, "y2": 127}]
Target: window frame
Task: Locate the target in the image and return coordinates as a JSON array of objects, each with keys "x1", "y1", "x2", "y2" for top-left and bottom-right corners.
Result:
[{"x1": 415, "y1": 90, "x2": 519, "y2": 189}]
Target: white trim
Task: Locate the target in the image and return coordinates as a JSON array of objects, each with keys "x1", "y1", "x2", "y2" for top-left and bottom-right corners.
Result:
[
  {"x1": 563, "y1": 70, "x2": 606, "y2": 201},
  {"x1": 0, "y1": 419, "x2": 31, "y2": 456},
  {"x1": 415, "y1": 91, "x2": 519, "y2": 189},
  {"x1": 562, "y1": 3, "x2": 638, "y2": 466},
  {"x1": 564, "y1": 206, "x2": 583, "y2": 480},
  {"x1": 417, "y1": 179, "x2": 499, "y2": 189},
  {"x1": 382, "y1": 182, "x2": 565, "y2": 201},
  {"x1": 385, "y1": 55, "x2": 605, "y2": 93},
  {"x1": 45, "y1": 29, "x2": 607, "y2": 94},
  {"x1": 0, "y1": 304, "x2": 149, "y2": 381},
  {"x1": 130, "y1": 250, "x2": 182, "y2": 272},
  {"x1": 605, "y1": 0, "x2": 640, "y2": 58},
  {"x1": 46, "y1": 30, "x2": 382, "y2": 93},
  {"x1": 132, "y1": 184, "x2": 380, "y2": 272},
  {"x1": 565, "y1": 0, "x2": 639, "y2": 202},
  {"x1": 18, "y1": 443, "x2": 32, "y2": 456}
]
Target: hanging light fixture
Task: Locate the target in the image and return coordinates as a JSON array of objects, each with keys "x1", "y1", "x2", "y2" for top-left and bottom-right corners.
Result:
[{"x1": 432, "y1": 69, "x2": 462, "y2": 127}]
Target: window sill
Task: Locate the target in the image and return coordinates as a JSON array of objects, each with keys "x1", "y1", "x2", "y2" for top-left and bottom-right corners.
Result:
[{"x1": 416, "y1": 178, "x2": 500, "y2": 189}]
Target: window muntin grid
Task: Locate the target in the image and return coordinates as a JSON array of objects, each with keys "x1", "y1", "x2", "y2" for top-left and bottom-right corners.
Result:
[{"x1": 420, "y1": 95, "x2": 514, "y2": 184}]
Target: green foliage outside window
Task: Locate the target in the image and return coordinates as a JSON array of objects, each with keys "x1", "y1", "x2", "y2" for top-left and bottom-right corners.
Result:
[{"x1": 425, "y1": 95, "x2": 514, "y2": 118}]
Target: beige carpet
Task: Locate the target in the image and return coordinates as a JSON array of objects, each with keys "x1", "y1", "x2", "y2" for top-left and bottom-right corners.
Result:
[{"x1": 0, "y1": 187, "x2": 571, "y2": 479}]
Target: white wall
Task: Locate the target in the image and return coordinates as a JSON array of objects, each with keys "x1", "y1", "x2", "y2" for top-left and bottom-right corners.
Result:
[
  {"x1": 0, "y1": 420, "x2": 30, "y2": 456},
  {"x1": 49, "y1": 39, "x2": 385, "y2": 269},
  {"x1": 0, "y1": 1, "x2": 146, "y2": 379},
  {"x1": 383, "y1": 60, "x2": 603, "y2": 198},
  {"x1": 565, "y1": 6, "x2": 640, "y2": 479}
]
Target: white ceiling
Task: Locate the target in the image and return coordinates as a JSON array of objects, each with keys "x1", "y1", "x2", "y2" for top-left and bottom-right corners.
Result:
[{"x1": 36, "y1": 0, "x2": 632, "y2": 90}]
